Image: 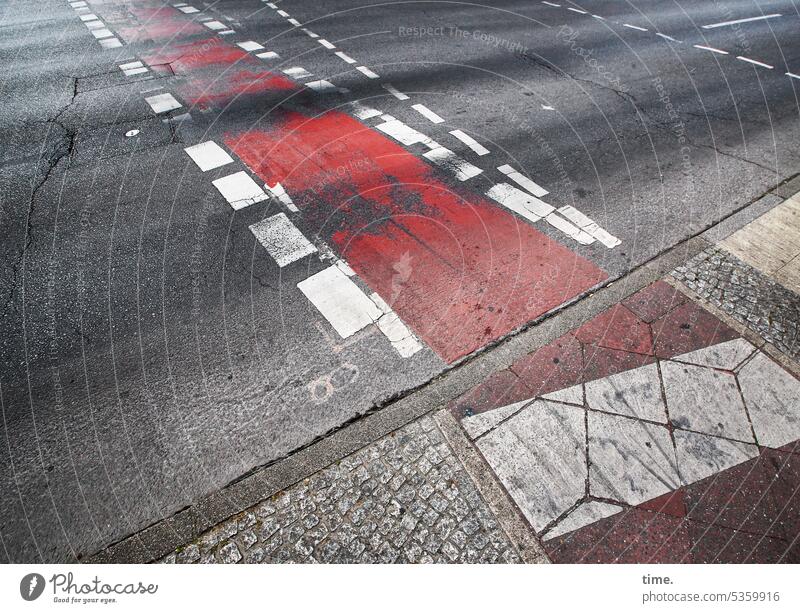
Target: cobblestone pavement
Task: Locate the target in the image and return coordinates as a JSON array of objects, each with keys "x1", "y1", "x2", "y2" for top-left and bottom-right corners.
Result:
[
  {"x1": 672, "y1": 246, "x2": 800, "y2": 360},
  {"x1": 162, "y1": 416, "x2": 521, "y2": 564}
]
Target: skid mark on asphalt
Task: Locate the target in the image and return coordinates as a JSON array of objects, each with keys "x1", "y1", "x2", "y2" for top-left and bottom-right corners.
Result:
[{"x1": 225, "y1": 109, "x2": 607, "y2": 362}]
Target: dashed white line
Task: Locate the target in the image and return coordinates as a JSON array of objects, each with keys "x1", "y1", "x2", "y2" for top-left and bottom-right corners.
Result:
[
  {"x1": 424, "y1": 147, "x2": 483, "y2": 181},
  {"x1": 411, "y1": 103, "x2": 445, "y2": 124},
  {"x1": 375, "y1": 118, "x2": 432, "y2": 146},
  {"x1": 382, "y1": 83, "x2": 409, "y2": 100},
  {"x1": 298, "y1": 266, "x2": 384, "y2": 339},
  {"x1": 78, "y1": 13, "x2": 97, "y2": 21},
  {"x1": 335, "y1": 51, "x2": 357, "y2": 64},
  {"x1": 350, "y1": 102, "x2": 383, "y2": 120},
  {"x1": 544, "y1": 213, "x2": 594, "y2": 245},
  {"x1": 91, "y1": 28, "x2": 114, "y2": 39},
  {"x1": 449, "y1": 130, "x2": 489, "y2": 156},
  {"x1": 694, "y1": 44, "x2": 729, "y2": 55},
  {"x1": 84, "y1": 20, "x2": 105, "y2": 30},
  {"x1": 701, "y1": 14, "x2": 782, "y2": 29},
  {"x1": 283, "y1": 66, "x2": 313, "y2": 79},
  {"x1": 256, "y1": 51, "x2": 280, "y2": 60},
  {"x1": 655, "y1": 32, "x2": 681, "y2": 43},
  {"x1": 356, "y1": 66, "x2": 380, "y2": 79},
  {"x1": 250, "y1": 213, "x2": 318, "y2": 267},
  {"x1": 204, "y1": 20, "x2": 227, "y2": 31},
  {"x1": 736, "y1": 56, "x2": 774, "y2": 69},
  {"x1": 318, "y1": 39, "x2": 336, "y2": 49},
  {"x1": 212, "y1": 171, "x2": 269, "y2": 209},
  {"x1": 265, "y1": 182, "x2": 299, "y2": 212},
  {"x1": 498, "y1": 164, "x2": 548, "y2": 198},
  {"x1": 287, "y1": 18, "x2": 301, "y2": 27},
  {"x1": 557, "y1": 205, "x2": 620, "y2": 247},
  {"x1": 786, "y1": 72, "x2": 800, "y2": 80},
  {"x1": 119, "y1": 61, "x2": 148, "y2": 76},
  {"x1": 237, "y1": 41, "x2": 265, "y2": 51},
  {"x1": 177, "y1": 6, "x2": 199, "y2": 13},
  {"x1": 623, "y1": 23, "x2": 648, "y2": 32},
  {"x1": 301, "y1": 28, "x2": 319, "y2": 38},
  {"x1": 276, "y1": 9, "x2": 289, "y2": 17},
  {"x1": 306, "y1": 79, "x2": 339, "y2": 93},
  {"x1": 184, "y1": 141, "x2": 234, "y2": 171},
  {"x1": 99, "y1": 38, "x2": 123, "y2": 49},
  {"x1": 541, "y1": 1, "x2": 561, "y2": 7},
  {"x1": 486, "y1": 183, "x2": 553, "y2": 224},
  {"x1": 145, "y1": 93, "x2": 182, "y2": 113},
  {"x1": 567, "y1": 8, "x2": 587, "y2": 15},
  {"x1": 368, "y1": 292, "x2": 423, "y2": 357}
]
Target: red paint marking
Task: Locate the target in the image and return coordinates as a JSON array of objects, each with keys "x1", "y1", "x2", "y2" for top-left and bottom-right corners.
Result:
[
  {"x1": 226, "y1": 109, "x2": 606, "y2": 362},
  {"x1": 180, "y1": 69, "x2": 299, "y2": 109},
  {"x1": 143, "y1": 38, "x2": 257, "y2": 74},
  {"x1": 117, "y1": 7, "x2": 205, "y2": 44}
]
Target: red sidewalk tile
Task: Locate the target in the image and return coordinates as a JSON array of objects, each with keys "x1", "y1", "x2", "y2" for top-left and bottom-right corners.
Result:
[
  {"x1": 622, "y1": 280, "x2": 687, "y2": 323},
  {"x1": 575, "y1": 304, "x2": 653, "y2": 355}
]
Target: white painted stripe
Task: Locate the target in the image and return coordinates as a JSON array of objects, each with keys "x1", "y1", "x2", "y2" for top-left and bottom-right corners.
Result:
[
  {"x1": 276, "y1": 9, "x2": 289, "y2": 17},
  {"x1": 592, "y1": 14, "x2": 605, "y2": 20},
  {"x1": 177, "y1": 6, "x2": 199, "y2": 13},
  {"x1": 212, "y1": 171, "x2": 269, "y2": 210},
  {"x1": 497, "y1": 164, "x2": 549, "y2": 197},
  {"x1": 541, "y1": 1, "x2": 560, "y2": 7},
  {"x1": 266, "y1": 2, "x2": 277, "y2": 8},
  {"x1": 145, "y1": 92, "x2": 182, "y2": 113},
  {"x1": 423, "y1": 147, "x2": 483, "y2": 181},
  {"x1": 545, "y1": 213, "x2": 595, "y2": 244},
  {"x1": 411, "y1": 103, "x2": 445, "y2": 124},
  {"x1": 70, "y1": 1, "x2": 87, "y2": 7},
  {"x1": 250, "y1": 213, "x2": 317, "y2": 267},
  {"x1": 694, "y1": 44, "x2": 729, "y2": 55},
  {"x1": 786, "y1": 72, "x2": 800, "y2": 80},
  {"x1": 350, "y1": 102, "x2": 383, "y2": 121},
  {"x1": 368, "y1": 293, "x2": 423, "y2": 357},
  {"x1": 204, "y1": 20, "x2": 227, "y2": 31},
  {"x1": 375, "y1": 119, "x2": 430, "y2": 146},
  {"x1": 265, "y1": 182, "x2": 299, "y2": 212},
  {"x1": 219, "y1": 30, "x2": 236, "y2": 35},
  {"x1": 298, "y1": 266, "x2": 383, "y2": 338},
  {"x1": 335, "y1": 51, "x2": 357, "y2": 64},
  {"x1": 78, "y1": 14, "x2": 97, "y2": 21},
  {"x1": 335, "y1": 259, "x2": 356, "y2": 277},
  {"x1": 356, "y1": 66, "x2": 380, "y2": 79},
  {"x1": 382, "y1": 83, "x2": 409, "y2": 100},
  {"x1": 237, "y1": 40, "x2": 264, "y2": 51},
  {"x1": 541, "y1": 104, "x2": 555, "y2": 110},
  {"x1": 557, "y1": 205, "x2": 620, "y2": 247},
  {"x1": 184, "y1": 141, "x2": 234, "y2": 172},
  {"x1": 256, "y1": 51, "x2": 280, "y2": 60},
  {"x1": 119, "y1": 61, "x2": 144, "y2": 70},
  {"x1": 736, "y1": 56, "x2": 774, "y2": 69},
  {"x1": 283, "y1": 66, "x2": 313, "y2": 79},
  {"x1": 623, "y1": 23, "x2": 648, "y2": 32},
  {"x1": 84, "y1": 20, "x2": 105, "y2": 30},
  {"x1": 91, "y1": 28, "x2": 114, "y2": 39},
  {"x1": 656, "y1": 32, "x2": 681, "y2": 43},
  {"x1": 302, "y1": 28, "x2": 319, "y2": 38},
  {"x1": 99, "y1": 38, "x2": 123, "y2": 49},
  {"x1": 486, "y1": 183, "x2": 554, "y2": 223},
  {"x1": 318, "y1": 38, "x2": 336, "y2": 49},
  {"x1": 122, "y1": 66, "x2": 149, "y2": 76},
  {"x1": 567, "y1": 8, "x2": 587, "y2": 14},
  {"x1": 701, "y1": 14, "x2": 781, "y2": 29},
  {"x1": 306, "y1": 79, "x2": 339, "y2": 93},
  {"x1": 449, "y1": 130, "x2": 489, "y2": 156},
  {"x1": 288, "y1": 18, "x2": 301, "y2": 26}
]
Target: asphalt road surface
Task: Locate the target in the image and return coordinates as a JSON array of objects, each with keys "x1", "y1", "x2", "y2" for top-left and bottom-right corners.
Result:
[{"x1": 1, "y1": 0, "x2": 798, "y2": 561}]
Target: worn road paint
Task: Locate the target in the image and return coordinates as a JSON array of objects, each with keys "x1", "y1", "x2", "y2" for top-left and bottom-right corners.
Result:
[
  {"x1": 250, "y1": 213, "x2": 318, "y2": 266},
  {"x1": 283, "y1": 66, "x2": 313, "y2": 79},
  {"x1": 423, "y1": 147, "x2": 483, "y2": 181},
  {"x1": 212, "y1": 171, "x2": 269, "y2": 209},
  {"x1": 449, "y1": 130, "x2": 489, "y2": 156},
  {"x1": 623, "y1": 23, "x2": 648, "y2": 32},
  {"x1": 486, "y1": 182, "x2": 551, "y2": 223},
  {"x1": 369, "y1": 292, "x2": 423, "y2": 357},
  {"x1": 558, "y1": 205, "x2": 621, "y2": 248},
  {"x1": 237, "y1": 41, "x2": 265, "y2": 51},
  {"x1": 227, "y1": 110, "x2": 606, "y2": 361},
  {"x1": 265, "y1": 182, "x2": 299, "y2": 212},
  {"x1": 306, "y1": 79, "x2": 339, "y2": 93},
  {"x1": 184, "y1": 141, "x2": 234, "y2": 171},
  {"x1": 318, "y1": 39, "x2": 336, "y2": 49}
]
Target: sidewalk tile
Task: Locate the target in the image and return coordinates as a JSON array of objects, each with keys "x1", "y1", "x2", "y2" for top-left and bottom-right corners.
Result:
[
  {"x1": 575, "y1": 304, "x2": 653, "y2": 354},
  {"x1": 621, "y1": 280, "x2": 687, "y2": 323}
]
